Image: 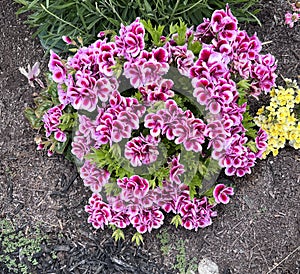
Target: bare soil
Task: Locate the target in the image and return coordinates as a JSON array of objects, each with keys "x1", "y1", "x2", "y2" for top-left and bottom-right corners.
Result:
[{"x1": 0, "y1": 0, "x2": 299, "y2": 274}]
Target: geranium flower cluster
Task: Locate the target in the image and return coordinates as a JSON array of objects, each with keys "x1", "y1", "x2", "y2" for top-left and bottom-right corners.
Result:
[
  {"x1": 190, "y1": 5, "x2": 274, "y2": 177},
  {"x1": 255, "y1": 79, "x2": 300, "y2": 157},
  {"x1": 85, "y1": 171, "x2": 234, "y2": 233},
  {"x1": 144, "y1": 100, "x2": 206, "y2": 153},
  {"x1": 285, "y1": 2, "x2": 300, "y2": 28},
  {"x1": 35, "y1": 5, "x2": 275, "y2": 235}
]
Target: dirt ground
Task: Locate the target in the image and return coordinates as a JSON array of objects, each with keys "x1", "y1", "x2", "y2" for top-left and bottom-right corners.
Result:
[{"x1": 0, "y1": 0, "x2": 299, "y2": 273}]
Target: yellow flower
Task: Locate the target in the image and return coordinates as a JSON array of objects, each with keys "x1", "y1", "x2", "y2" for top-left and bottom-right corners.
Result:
[
  {"x1": 294, "y1": 143, "x2": 300, "y2": 149},
  {"x1": 266, "y1": 105, "x2": 275, "y2": 112},
  {"x1": 286, "y1": 101, "x2": 295, "y2": 109},
  {"x1": 271, "y1": 149, "x2": 279, "y2": 157},
  {"x1": 270, "y1": 88, "x2": 275, "y2": 97},
  {"x1": 254, "y1": 78, "x2": 300, "y2": 157},
  {"x1": 256, "y1": 106, "x2": 265, "y2": 115},
  {"x1": 270, "y1": 101, "x2": 278, "y2": 108},
  {"x1": 287, "y1": 114, "x2": 296, "y2": 124},
  {"x1": 278, "y1": 136, "x2": 286, "y2": 144}
]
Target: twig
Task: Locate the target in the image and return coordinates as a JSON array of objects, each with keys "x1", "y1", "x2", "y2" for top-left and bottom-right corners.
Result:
[
  {"x1": 261, "y1": 40, "x2": 273, "y2": 46},
  {"x1": 264, "y1": 245, "x2": 300, "y2": 274},
  {"x1": 111, "y1": 257, "x2": 136, "y2": 271}
]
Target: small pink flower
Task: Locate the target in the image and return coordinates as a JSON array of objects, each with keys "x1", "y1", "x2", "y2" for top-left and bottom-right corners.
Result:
[
  {"x1": 110, "y1": 211, "x2": 130, "y2": 229},
  {"x1": 36, "y1": 143, "x2": 44, "y2": 150},
  {"x1": 125, "y1": 135, "x2": 160, "y2": 167},
  {"x1": 57, "y1": 84, "x2": 71, "y2": 106},
  {"x1": 255, "y1": 128, "x2": 268, "y2": 158},
  {"x1": 111, "y1": 120, "x2": 130, "y2": 143},
  {"x1": 48, "y1": 50, "x2": 67, "y2": 84},
  {"x1": 80, "y1": 160, "x2": 110, "y2": 192},
  {"x1": 139, "y1": 79, "x2": 174, "y2": 103},
  {"x1": 213, "y1": 184, "x2": 234, "y2": 204},
  {"x1": 19, "y1": 62, "x2": 44, "y2": 88},
  {"x1": 68, "y1": 86, "x2": 98, "y2": 112},
  {"x1": 144, "y1": 113, "x2": 164, "y2": 137},
  {"x1": 54, "y1": 129, "x2": 67, "y2": 142},
  {"x1": 118, "y1": 175, "x2": 150, "y2": 200},
  {"x1": 130, "y1": 208, "x2": 164, "y2": 233},
  {"x1": 291, "y1": 3, "x2": 300, "y2": 12},
  {"x1": 85, "y1": 193, "x2": 112, "y2": 230},
  {"x1": 178, "y1": 196, "x2": 216, "y2": 230},
  {"x1": 94, "y1": 77, "x2": 118, "y2": 102},
  {"x1": 285, "y1": 12, "x2": 300, "y2": 28},
  {"x1": 97, "y1": 31, "x2": 106, "y2": 38},
  {"x1": 71, "y1": 135, "x2": 91, "y2": 160},
  {"x1": 210, "y1": 5, "x2": 237, "y2": 40},
  {"x1": 115, "y1": 18, "x2": 145, "y2": 59},
  {"x1": 42, "y1": 104, "x2": 66, "y2": 140},
  {"x1": 62, "y1": 36, "x2": 74, "y2": 45},
  {"x1": 169, "y1": 155, "x2": 185, "y2": 184}
]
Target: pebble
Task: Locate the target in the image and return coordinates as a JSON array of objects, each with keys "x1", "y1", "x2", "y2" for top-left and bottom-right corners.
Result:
[{"x1": 198, "y1": 258, "x2": 219, "y2": 274}]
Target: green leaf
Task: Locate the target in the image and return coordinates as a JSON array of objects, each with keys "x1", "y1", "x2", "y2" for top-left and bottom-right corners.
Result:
[
  {"x1": 132, "y1": 232, "x2": 144, "y2": 246},
  {"x1": 85, "y1": 147, "x2": 108, "y2": 167},
  {"x1": 143, "y1": 0, "x2": 152, "y2": 13},
  {"x1": 202, "y1": 186, "x2": 214, "y2": 197},
  {"x1": 198, "y1": 162, "x2": 207, "y2": 176},
  {"x1": 208, "y1": 197, "x2": 215, "y2": 205},
  {"x1": 242, "y1": 111, "x2": 258, "y2": 139},
  {"x1": 104, "y1": 181, "x2": 122, "y2": 196},
  {"x1": 112, "y1": 228, "x2": 125, "y2": 242},
  {"x1": 148, "y1": 179, "x2": 156, "y2": 189},
  {"x1": 188, "y1": 40, "x2": 202, "y2": 55},
  {"x1": 140, "y1": 19, "x2": 165, "y2": 46},
  {"x1": 186, "y1": 172, "x2": 203, "y2": 199},
  {"x1": 237, "y1": 79, "x2": 251, "y2": 105},
  {"x1": 170, "y1": 214, "x2": 182, "y2": 228},
  {"x1": 245, "y1": 140, "x2": 258, "y2": 152},
  {"x1": 55, "y1": 137, "x2": 69, "y2": 154},
  {"x1": 51, "y1": 2, "x2": 76, "y2": 9},
  {"x1": 172, "y1": 19, "x2": 187, "y2": 45},
  {"x1": 59, "y1": 112, "x2": 78, "y2": 131},
  {"x1": 34, "y1": 101, "x2": 53, "y2": 118},
  {"x1": 24, "y1": 108, "x2": 42, "y2": 129}
]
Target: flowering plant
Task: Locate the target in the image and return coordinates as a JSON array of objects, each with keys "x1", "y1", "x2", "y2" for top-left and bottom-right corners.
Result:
[
  {"x1": 285, "y1": 1, "x2": 300, "y2": 28},
  {"x1": 23, "y1": 5, "x2": 276, "y2": 242},
  {"x1": 255, "y1": 79, "x2": 300, "y2": 157}
]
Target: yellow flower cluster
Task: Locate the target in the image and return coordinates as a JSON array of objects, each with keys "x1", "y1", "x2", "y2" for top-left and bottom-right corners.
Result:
[{"x1": 254, "y1": 79, "x2": 300, "y2": 158}]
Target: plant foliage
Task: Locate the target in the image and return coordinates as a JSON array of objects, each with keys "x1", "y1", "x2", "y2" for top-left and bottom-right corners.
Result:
[
  {"x1": 0, "y1": 219, "x2": 46, "y2": 274},
  {"x1": 15, "y1": 0, "x2": 260, "y2": 52}
]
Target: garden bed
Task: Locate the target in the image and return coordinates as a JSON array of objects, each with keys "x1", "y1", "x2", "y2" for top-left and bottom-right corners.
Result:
[{"x1": 0, "y1": 0, "x2": 299, "y2": 273}]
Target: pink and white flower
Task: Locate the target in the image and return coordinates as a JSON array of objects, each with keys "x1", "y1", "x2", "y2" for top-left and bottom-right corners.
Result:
[
  {"x1": 213, "y1": 184, "x2": 234, "y2": 204},
  {"x1": 130, "y1": 207, "x2": 164, "y2": 233},
  {"x1": 42, "y1": 104, "x2": 67, "y2": 142},
  {"x1": 85, "y1": 193, "x2": 112, "y2": 229},
  {"x1": 80, "y1": 160, "x2": 110, "y2": 192},
  {"x1": 117, "y1": 175, "x2": 150, "y2": 201},
  {"x1": 285, "y1": 12, "x2": 300, "y2": 28},
  {"x1": 125, "y1": 135, "x2": 160, "y2": 167}
]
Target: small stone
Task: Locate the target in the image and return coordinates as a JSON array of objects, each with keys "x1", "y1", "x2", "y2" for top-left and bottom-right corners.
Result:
[{"x1": 198, "y1": 258, "x2": 219, "y2": 274}]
